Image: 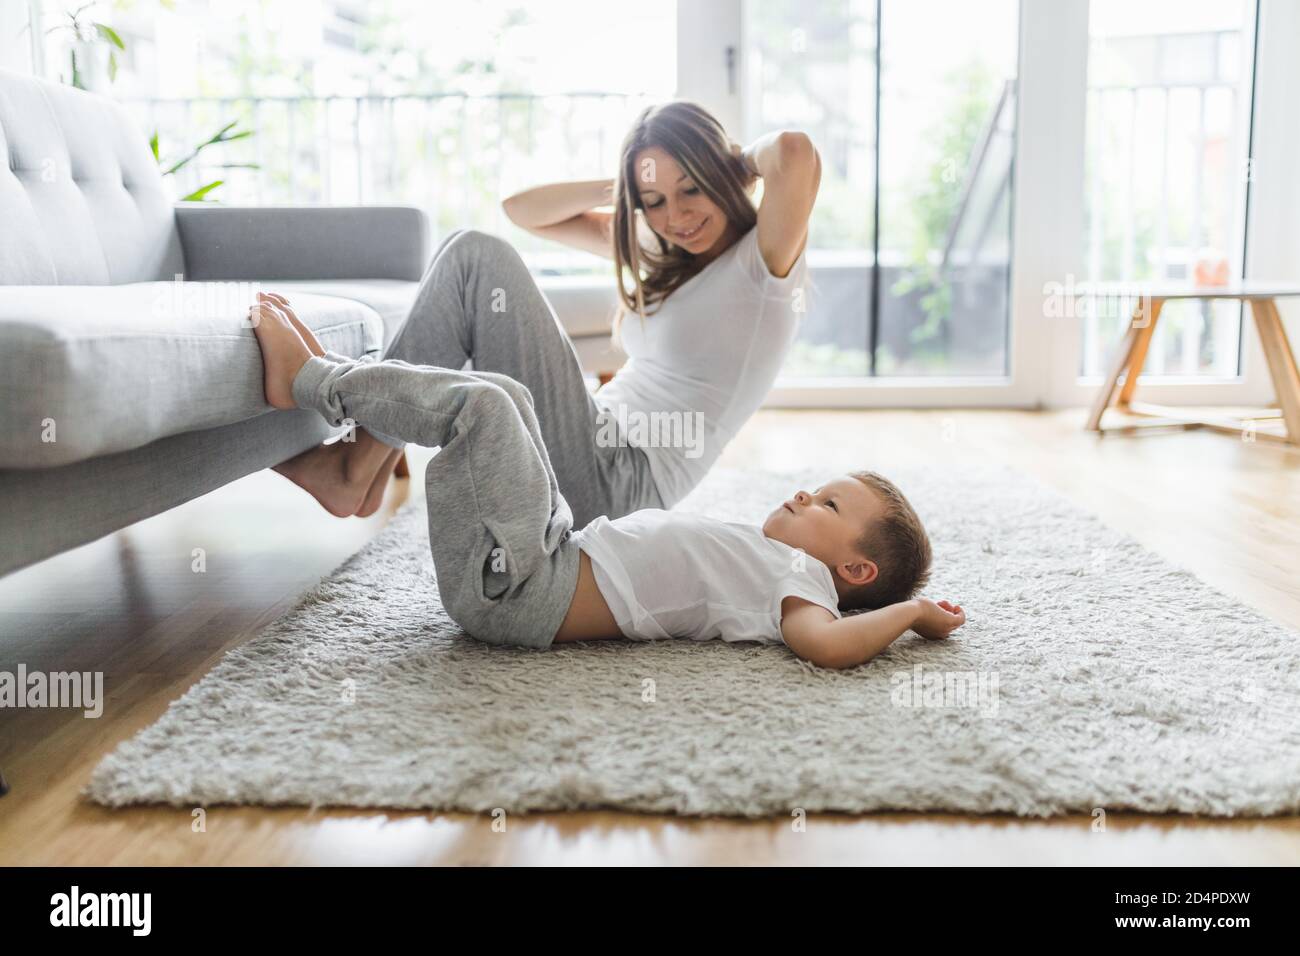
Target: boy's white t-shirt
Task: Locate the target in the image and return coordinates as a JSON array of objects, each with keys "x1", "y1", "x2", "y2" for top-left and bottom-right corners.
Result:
[
  {"x1": 570, "y1": 509, "x2": 842, "y2": 646},
  {"x1": 593, "y1": 225, "x2": 809, "y2": 507}
]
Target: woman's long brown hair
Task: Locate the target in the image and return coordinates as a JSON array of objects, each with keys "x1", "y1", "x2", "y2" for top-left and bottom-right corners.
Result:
[{"x1": 611, "y1": 101, "x2": 758, "y2": 335}]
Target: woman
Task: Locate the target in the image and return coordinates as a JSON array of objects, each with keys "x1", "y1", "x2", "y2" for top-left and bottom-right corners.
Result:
[{"x1": 273, "y1": 100, "x2": 821, "y2": 527}]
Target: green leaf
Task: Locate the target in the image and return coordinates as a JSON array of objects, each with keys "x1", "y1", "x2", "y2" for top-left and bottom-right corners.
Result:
[
  {"x1": 204, "y1": 120, "x2": 240, "y2": 144},
  {"x1": 162, "y1": 121, "x2": 253, "y2": 175},
  {"x1": 149, "y1": 131, "x2": 159, "y2": 162},
  {"x1": 93, "y1": 23, "x2": 125, "y2": 51},
  {"x1": 107, "y1": 50, "x2": 118, "y2": 82},
  {"x1": 180, "y1": 180, "x2": 223, "y2": 202}
]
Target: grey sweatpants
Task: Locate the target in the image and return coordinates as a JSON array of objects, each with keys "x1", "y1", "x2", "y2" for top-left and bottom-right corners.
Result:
[
  {"x1": 293, "y1": 354, "x2": 580, "y2": 650},
  {"x1": 364, "y1": 228, "x2": 665, "y2": 527}
]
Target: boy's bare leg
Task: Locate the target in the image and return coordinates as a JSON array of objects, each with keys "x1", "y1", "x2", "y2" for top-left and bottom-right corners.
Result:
[{"x1": 254, "y1": 292, "x2": 400, "y2": 517}]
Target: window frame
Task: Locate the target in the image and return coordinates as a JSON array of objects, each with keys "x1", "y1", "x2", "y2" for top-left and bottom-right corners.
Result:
[{"x1": 682, "y1": 0, "x2": 1287, "y2": 409}]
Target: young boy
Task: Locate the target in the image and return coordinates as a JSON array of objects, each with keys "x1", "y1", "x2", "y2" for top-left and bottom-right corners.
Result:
[{"x1": 250, "y1": 293, "x2": 965, "y2": 670}]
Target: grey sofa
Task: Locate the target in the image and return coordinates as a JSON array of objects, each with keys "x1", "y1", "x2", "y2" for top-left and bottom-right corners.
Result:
[
  {"x1": 0, "y1": 69, "x2": 630, "y2": 578},
  {"x1": 0, "y1": 70, "x2": 439, "y2": 577}
]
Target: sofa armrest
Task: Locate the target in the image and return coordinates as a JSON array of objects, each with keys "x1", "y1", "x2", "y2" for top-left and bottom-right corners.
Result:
[{"x1": 175, "y1": 204, "x2": 429, "y2": 281}]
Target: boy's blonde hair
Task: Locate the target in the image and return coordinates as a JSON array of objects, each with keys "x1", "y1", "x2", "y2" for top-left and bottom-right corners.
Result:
[{"x1": 839, "y1": 471, "x2": 932, "y2": 612}]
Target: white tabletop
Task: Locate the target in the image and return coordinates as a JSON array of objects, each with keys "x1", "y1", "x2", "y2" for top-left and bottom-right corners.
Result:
[{"x1": 1073, "y1": 281, "x2": 1300, "y2": 300}]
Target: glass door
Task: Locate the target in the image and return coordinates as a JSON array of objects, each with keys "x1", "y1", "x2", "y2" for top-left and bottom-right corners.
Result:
[{"x1": 743, "y1": 0, "x2": 1020, "y2": 396}]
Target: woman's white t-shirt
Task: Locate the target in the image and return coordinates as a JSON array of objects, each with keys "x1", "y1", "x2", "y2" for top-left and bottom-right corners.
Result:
[
  {"x1": 570, "y1": 509, "x2": 842, "y2": 646},
  {"x1": 594, "y1": 225, "x2": 809, "y2": 507}
]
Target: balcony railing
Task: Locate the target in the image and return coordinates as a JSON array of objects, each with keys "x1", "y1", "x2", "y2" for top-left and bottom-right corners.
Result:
[
  {"x1": 123, "y1": 91, "x2": 657, "y2": 272},
  {"x1": 124, "y1": 89, "x2": 1012, "y2": 377},
  {"x1": 1082, "y1": 27, "x2": 1253, "y2": 377}
]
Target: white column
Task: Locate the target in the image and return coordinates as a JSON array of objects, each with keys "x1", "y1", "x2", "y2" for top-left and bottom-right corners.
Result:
[
  {"x1": 1246, "y1": 1, "x2": 1300, "y2": 281},
  {"x1": 1237, "y1": 0, "x2": 1300, "y2": 402},
  {"x1": 0, "y1": 0, "x2": 40, "y2": 75},
  {"x1": 1012, "y1": 0, "x2": 1089, "y2": 407},
  {"x1": 1247, "y1": 0, "x2": 1300, "y2": 280},
  {"x1": 675, "y1": 0, "x2": 743, "y2": 135}
]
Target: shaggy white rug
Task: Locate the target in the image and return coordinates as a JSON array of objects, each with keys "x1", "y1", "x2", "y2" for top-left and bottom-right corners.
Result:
[{"x1": 85, "y1": 464, "x2": 1300, "y2": 817}]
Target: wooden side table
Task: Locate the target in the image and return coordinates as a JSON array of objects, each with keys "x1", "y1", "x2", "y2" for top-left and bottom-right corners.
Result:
[{"x1": 1085, "y1": 283, "x2": 1300, "y2": 445}]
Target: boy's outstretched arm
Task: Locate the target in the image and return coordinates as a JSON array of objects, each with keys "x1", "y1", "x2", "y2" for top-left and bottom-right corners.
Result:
[{"x1": 780, "y1": 596, "x2": 966, "y2": 670}]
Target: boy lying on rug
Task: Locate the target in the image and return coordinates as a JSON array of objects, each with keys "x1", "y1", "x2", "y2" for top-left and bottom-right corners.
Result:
[{"x1": 250, "y1": 292, "x2": 966, "y2": 669}]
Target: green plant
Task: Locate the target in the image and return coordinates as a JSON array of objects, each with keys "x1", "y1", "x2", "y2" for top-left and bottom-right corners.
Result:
[
  {"x1": 150, "y1": 121, "x2": 258, "y2": 202},
  {"x1": 46, "y1": 3, "x2": 125, "y2": 90}
]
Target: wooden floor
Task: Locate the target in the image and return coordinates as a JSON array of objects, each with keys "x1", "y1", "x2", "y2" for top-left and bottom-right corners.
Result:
[{"x1": 2, "y1": 408, "x2": 1298, "y2": 865}]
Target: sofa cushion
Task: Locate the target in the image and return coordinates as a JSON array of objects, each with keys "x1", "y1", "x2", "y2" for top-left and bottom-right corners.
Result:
[
  {"x1": 0, "y1": 69, "x2": 184, "y2": 285},
  {"x1": 256, "y1": 279, "x2": 418, "y2": 347},
  {"x1": 535, "y1": 275, "x2": 621, "y2": 338},
  {"x1": 269, "y1": 276, "x2": 627, "y2": 371},
  {"x1": 0, "y1": 283, "x2": 383, "y2": 469}
]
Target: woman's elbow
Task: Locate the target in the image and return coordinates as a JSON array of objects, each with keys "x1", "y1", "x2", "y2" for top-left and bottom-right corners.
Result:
[
  {"x1": 774, "y1": 132, "x2": 820, "y2": 188},
  {"x1": 500, "y1": 195, "x2": 521, "y2": 225},
  {"x1": 777, "y1": 131, "x2": 816, "y2": 166}
]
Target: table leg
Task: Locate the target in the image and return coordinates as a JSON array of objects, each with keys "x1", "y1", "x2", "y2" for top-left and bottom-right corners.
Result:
[
  {"x1": 1249, "y1": 297, "x2": 1300, "y2": 444},
  {"x1": 1116, "y1": 297, "x2": 1164, "y2": 408},
  {"x1": 1086, "y1": 296, "x2": 1163, "y2": 432}
]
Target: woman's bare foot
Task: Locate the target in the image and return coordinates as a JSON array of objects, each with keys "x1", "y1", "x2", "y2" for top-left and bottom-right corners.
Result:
[
  {"x1": 273, "y1": 430, "x2": 397, "y2": 518},
  {"x1": 259, "y1": 292, "x2": 325, "y2": 357},
  {"x1": 249, "y1": 298, "x2": 312, "y2": 409}
]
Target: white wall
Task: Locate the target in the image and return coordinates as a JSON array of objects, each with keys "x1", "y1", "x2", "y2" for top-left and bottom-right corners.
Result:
[
  {"x1": 675, "y1": 0, "x2": 743, "y2": 135},
  {"x1": 1229, "y1": 0, "x2": 1300, "y2": 405},
  {"x1": 1246, "y1": 0, "x2": 1300, "y2": 284},
  {"x1": 0, "y1": 0, "x2": 39, "y2": 75}
]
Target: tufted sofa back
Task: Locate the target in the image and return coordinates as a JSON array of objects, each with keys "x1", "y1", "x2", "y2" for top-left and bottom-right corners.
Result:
[{"x1": 0, "y1": 69, "x2": 184, "y2": 285}]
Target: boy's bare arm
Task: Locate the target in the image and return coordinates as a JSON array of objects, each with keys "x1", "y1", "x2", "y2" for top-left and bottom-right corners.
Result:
[{"x1": 780, "y1": 596, "x2": 966, "y2": 670}]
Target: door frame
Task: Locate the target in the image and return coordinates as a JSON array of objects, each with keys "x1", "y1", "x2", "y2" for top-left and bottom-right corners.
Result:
[{"x1": 677, "y1": 0, "x2": 1293, "y2": 409}]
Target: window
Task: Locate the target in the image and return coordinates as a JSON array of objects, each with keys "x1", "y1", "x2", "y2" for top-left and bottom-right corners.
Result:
[
  {"x1": 1082, "y1": 0, "x2": 1257, "y2": 378},
  {"x1": 745, "y1": 0, "x2": 1019, "y2": 379},
  {"x1": 103, "y1": 0, "x2": 676, "y2": 276},
  {"x1": 877, "y1": 0, "x2": 1017, "y2": 376}
]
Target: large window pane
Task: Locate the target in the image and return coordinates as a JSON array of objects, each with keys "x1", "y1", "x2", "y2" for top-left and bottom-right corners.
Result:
[
  {"x1": 745, "y1": 0, "x2": 876, "y2": 378},
  {"x1": 746, "y1": 0, "x2": 1017, "y2": 380},
  {"x1": 876, "y1": 0, "x2": 1017, "y2": 376},
  {"x1": 1082, "y1": 0, "x2": 1256, "y2": 378},
  {"x1": 106, "y1": 1, "x2": 675, "y2": 277}
]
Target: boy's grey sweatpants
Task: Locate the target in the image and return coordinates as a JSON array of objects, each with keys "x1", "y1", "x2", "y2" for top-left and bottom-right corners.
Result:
[
  {"x1": 292, "y1": 354, "x2": 580, "y2": 650},
  {"x1": 356, "y1": 228, "x2": 665, "y2": 527}
]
